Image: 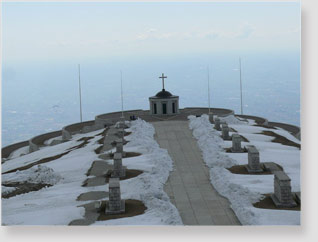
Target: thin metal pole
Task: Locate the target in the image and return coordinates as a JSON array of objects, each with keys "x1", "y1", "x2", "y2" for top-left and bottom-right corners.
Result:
[
  {"x1": 207, "y1": 66, "x2": 211, "y2": 114},
  {"x1": 78, "y1": 64, "x2": 83, "y2": 122},
  {"x1": 120, "y1": 70, "x2": 124, "y2": 119},
  {"x1": 239, "y1": 57, "x2": 243, "y2": 115}
]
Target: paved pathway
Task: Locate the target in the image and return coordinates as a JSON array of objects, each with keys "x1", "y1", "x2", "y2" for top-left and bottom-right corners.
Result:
[{"x1": 153, "y1": 120, "x2": 241, "y2": 225}]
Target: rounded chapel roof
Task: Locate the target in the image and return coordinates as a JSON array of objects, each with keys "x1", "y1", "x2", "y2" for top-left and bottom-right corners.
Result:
[{"x1": 155, "y1": 89, "x2": 173, "y2": 98}]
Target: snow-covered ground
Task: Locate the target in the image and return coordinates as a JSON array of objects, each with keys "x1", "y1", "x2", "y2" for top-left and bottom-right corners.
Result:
[
  {"x1": 1, "y1": 119, "x2": 181, "y2": 225},
  {"x1": 188, "y1": 114, "x2": 300, "y2": 225}
]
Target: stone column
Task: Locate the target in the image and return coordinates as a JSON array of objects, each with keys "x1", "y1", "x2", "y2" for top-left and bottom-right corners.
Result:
[
  {"x1": 106, "y1": 178, "x2": 125, "y2": 214},
  {"x1": 214, "y1": 117, "x2": 221, "y2": 130},
  {"x1": 112, "y1": 152, "x2": 126, "y2": 178},
  {"x1": 271, "y1": 171, "x2": 297, "y2": 208},
  {"x1": 209, "y1": 113, "x2": 214, "y2": 124},
  {"x1": 231, "y1": 134, "x2": 243, "y2": 152},
  {"x1": 246, "y1": 146, "x2": 262, "y2": 173},
  {"x1": 116, "y1": 138, "x2": 126, "y2": 157},
  {"x1": 117, "y1": 128, "x2": 125, "y2": 138},
  {"x1": 221, "y1": 124, "x2": 231, "y2": 140},
  {"x1": 118, "y1": 120, "x2": 125, "y2": 129}
]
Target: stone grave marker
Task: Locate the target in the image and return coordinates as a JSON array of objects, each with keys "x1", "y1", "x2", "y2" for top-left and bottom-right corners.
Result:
[
  {"x1": 105, "y1": 178, "x2": 125, "y2": 214},
  {"x1": 231, "y1": 134, "x2": 243, "y2": 152},
  {"x1": 214, "y1": 117, "x2": 221, "y2": 131},
  {"x1": 112, "y1": 152, "x2": 126, "y2": 178},
  {"x1": 245, "y1": 146, "x2": 263, "y2": 173},
  {"x1": 271, "y1": 171, "x2": 297, "y2": 208},
  {"x1": 221, "y1": 124, "x2": 231, "y2": 140}
]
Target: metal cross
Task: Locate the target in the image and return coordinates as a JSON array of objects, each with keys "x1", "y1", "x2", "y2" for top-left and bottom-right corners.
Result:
[{"x1": 159, "y1": 73, "x2": 167, "y2": 90}]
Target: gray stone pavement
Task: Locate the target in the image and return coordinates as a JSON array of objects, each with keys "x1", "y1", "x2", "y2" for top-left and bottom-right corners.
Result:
[{"x1": 153, "y1": 121, "x2": 241, "y2": 225}]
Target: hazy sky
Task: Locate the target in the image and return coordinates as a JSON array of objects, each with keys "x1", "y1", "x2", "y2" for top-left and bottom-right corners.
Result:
[{"x1": 2, "y1": 1, "x2": 300, "y2": 62}]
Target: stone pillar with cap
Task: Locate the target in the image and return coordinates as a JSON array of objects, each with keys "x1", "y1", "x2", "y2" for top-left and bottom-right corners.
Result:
[
  {"x1": 246, "y1": 145, "x2": 262, "y2": 173},
  {"x1": 221, "y1": 124, "x2": 231, "y2": 140},
  {"x1": 214, "y1": 117, "x2": 221, "y2": 131},
  {"x1": 112, "y1": 152, "x2": 126, "y2": 178},
  {"x1": 209, "y1": 113, "x2": 214, "y2": 124},
  {"x1": 115, "y1": 138, "x2": 126, "y2": 157},
  {"x1": 231, "y1": 134, "x2": 243, "y2": 152},
  {"x1": 271, "y1": 171, "x2": 297, "y2": 208},
  {"x1": 106, "y1": 178, "x2": 125, "y2": 214}
]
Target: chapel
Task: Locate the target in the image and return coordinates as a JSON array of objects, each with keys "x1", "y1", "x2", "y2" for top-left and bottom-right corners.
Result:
[{"x1": 149, "y1": 73, "x2": 179, "y2": 115}]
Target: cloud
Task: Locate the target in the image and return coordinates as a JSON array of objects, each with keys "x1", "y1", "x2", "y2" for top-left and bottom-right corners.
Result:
[{"x1": 235, "y1": 23, "x2": 255, "y2": 39}]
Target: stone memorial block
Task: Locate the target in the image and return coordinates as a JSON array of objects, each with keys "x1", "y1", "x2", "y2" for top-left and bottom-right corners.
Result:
[
  {"x1": 209, "y1": 113, "x2": 214, "y2": 124},
  {"x1": 116, "y1": 140, "x2": 123, "y2": 153},
  {"x1": 271, "y1": 171, "x2": 297, "y2": 208},
  {"x1": 118, "y1": 122, "x2": 125, "y2": 129},
  {"x1": 106, "y1": 178, "x2": 125, "y2": 214},
  {"x1": 114, "y1": 138, "x2": 126, "y2": 156},
  {"x1": 221, "y1": 124, "x2": 231, "y2": 140},
  {"x1": 117, "y1": 128, "x2": 125, "y2": 138},
  {"x1": 246, "y1": 146, "x2": 262, "y2": 173},
  {"x1": 112, "y1": 152, "x2": 126, "y2": 178},
  {"x1": 231, "y1": 134, "x2": 243, "y2": 152},
  {"x1": 214, "y1": 117, "x2": 221, "y2": 131}
]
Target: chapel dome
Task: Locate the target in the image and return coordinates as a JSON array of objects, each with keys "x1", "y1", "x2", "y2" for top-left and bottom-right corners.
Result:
[{"x1": 155, "y1": 89, "x2": 173, "y2": 98}]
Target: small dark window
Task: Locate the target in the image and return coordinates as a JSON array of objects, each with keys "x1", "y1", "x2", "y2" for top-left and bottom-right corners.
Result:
[
  {"x1": 154, "y1": 103, "x2": 157, "y2": 114},
  {"x1": 172, "y1": 102, "x2": 175, "y2": 113},
  {"x1": 162, "y1": 103, "x2": 167, "y2": 114}
]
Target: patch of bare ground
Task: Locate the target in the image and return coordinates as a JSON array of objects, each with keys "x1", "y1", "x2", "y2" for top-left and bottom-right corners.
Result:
[
  {"x1": 105, "y1": 169, "x2": 143, "y2": 183},
  {"x1": 253, "y1": 124, "x2": 277, "y2": 130},
  {"x1": 94, "y1": 145, "x2": 103, "y2": 154},
  {"x1": 253, "y1": 194, "x2": 300, "y2": 211},
  {"x1": 2, "y1": 182, "x2": 52, "y2": 199},
  {"x1": 82, "y1": 169, "x2": 143, "y2": 187},
  {"x1": 69, "y1": 199, "x2": 146, "y2": 225},
  {"x1": 225, "y1": 147, "x2": 248, "y2": 153},
  {"x1": 76, "y1": 191, "x2": 109, "y2": 201},
  {"x1": 3, "y1": 137, "x2": 95, "y2": 174},
  {"x1": 67, "y1": 136, "x2": 94, "y2": 150},
  {"x1": 2, "y1": 151, "x2": 70, "y2": 174},
  {"x1": 98, "y1": 199, "x2": 146, "y2": 221},
  {"x1": 100, "y1": 152, "x2": 142, "y2": 159},
  {"x1": 227, "y1": 163, "x2": 283, "y2": 175},
  {"x1": 258, "y1": 131, "x2": 301, "y2": 149},
  {"x1": 111, "y1": 140, "x2": 129, "y2": 146}
]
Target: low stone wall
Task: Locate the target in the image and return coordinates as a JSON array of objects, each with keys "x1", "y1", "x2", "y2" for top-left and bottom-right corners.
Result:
[
  {"x1": 236, "y1": 115, "x2": 300, "y2": 141},
  {"x1": 62, "y1": 120, "x2": 99, "y2": 141},
  {"x1": 29, "y1": 130, "x2": 62, "y2": 153},
  {"x1": 2, "y1": 140, "x2": 29, "y2": 159},
  {"x1": 183, "y1": 107, "x2": 234, "y2": 117},
  {"x1": 235, "y1": 114, "x2": 268, "y2": 125},
  {"x1": 95, "y1": 110, "x2": 144, "y2": 127},
  {"x1": 268, "y1": 122, "x2": 301, "y2": 140}
]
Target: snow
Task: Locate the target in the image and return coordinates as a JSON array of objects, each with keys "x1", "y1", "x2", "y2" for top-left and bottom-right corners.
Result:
[
  {"x1": 93, "y1": 119, "x2": 182, "y2": 225},
  {"x1": 2, "y1": 119, "x2": 182, "y2": 225},
  {"x1": 2, "y1": 186, "x2": 17, "y2": 195},
  {"x1": 2, "y1": 165, "x2": 62, "y2": 185},
  {"x1": 219, "y1": 114, "x2": 247, "y2": 125},
  {"x1": 8, "y1": 146, "x2": 29, "y2": 159},
  {"x1": 188, "y1": 114, "x2": 300, "y2": 225},
  {"x1": 44, "y1": 136, "x2": 62, "y2": 145}
]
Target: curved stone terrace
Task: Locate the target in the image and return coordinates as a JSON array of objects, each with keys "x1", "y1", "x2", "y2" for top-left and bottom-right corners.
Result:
[{"x1": 96, "y1": 107, "x2": 234, "y2": 124}]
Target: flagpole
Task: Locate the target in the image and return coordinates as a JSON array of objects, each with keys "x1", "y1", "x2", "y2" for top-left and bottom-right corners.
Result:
[
  {"x1": 78, "y1": 64, "x2": 83, "y2": 123},
  {"x1": 120, "y1": 70, "x2": 124, "y2": 119},
  {"x1": 239, "y1": 57, "x2": 243, "y2": 115},
  {"x1": 207, "y1": 65, "x2": 211, "y2": 114}
]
